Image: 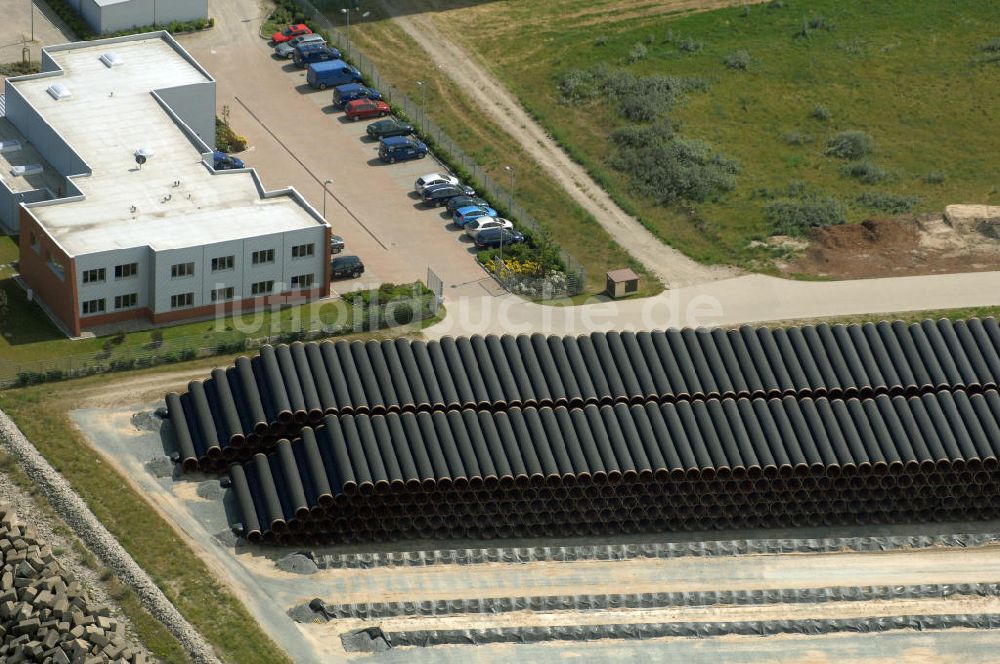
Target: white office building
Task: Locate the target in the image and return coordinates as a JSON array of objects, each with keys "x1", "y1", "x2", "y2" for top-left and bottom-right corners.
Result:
[{"x1": 1, "y1": 32, "x2": 331, "y2": 336}]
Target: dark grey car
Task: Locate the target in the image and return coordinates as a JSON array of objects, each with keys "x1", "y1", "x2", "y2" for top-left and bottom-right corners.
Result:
[{"x1": 331, "y1": 255, "x2": 364, "y2": 279}]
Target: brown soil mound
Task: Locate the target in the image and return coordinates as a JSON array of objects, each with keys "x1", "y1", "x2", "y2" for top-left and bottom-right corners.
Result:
[{"x1": 786, "y1": 217, "x2": 1000, "y2": 279}]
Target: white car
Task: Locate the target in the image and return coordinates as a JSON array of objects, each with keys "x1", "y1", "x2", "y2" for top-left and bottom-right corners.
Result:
[
  {"x1": 464, "y1": 217, "x2": 514, "y2": 239},
  {"x1": 414, "y1": 172, "x2": 459, "y2": 194}
]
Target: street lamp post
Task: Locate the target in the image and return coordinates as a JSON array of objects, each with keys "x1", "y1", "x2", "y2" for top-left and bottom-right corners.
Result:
[
  {"x1": 322, "y1": 179, "x2": 333, "y2": 219},
  {"x1": 341, "y1": 7, "x2": 370, "y2": 59},
  {"x1": 504, "y1": 165, "x2": 515, "y2": 211},
  {"x1": 415, "y1": 80, "x2": 426, "y2": 130},
  {"x1": 30, "y1": 0, "x2": 34, "y2": 42}
]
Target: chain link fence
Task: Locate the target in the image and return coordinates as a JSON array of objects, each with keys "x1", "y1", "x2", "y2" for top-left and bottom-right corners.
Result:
[
  {"x1": 291, "y1": 0, "x2": 586, "y2": 298},
  {"x1": 0, "y1": 293, "x2": 436, "y2": 388}
]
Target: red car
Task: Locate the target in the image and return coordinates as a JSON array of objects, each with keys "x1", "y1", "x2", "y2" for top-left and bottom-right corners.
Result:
[
  {"x1": 271, "y1": 24, "x2": 312, "y2": 44},
  {"x1": 344, "y1": 98, "x2": 391, "y2": 121}
]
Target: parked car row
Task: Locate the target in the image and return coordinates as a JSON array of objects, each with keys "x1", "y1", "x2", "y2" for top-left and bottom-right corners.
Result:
[
  {"x1": 269, "y1": 24, "x2": 525, "y2": 277},
  {"x1": 411, "y1": 172, "x2": 525, "y2": 249},
  {"x1": 269, "y1": 26, "x2": 367, "y2": 280}
]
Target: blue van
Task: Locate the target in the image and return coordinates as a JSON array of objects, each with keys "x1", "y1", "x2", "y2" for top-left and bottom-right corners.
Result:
[
  {"x1": 307, "y1": 60, "x2": 362, "y2": 90},
  {"x1": 333, "y1": 83, "x2": 382, "y2": 108},
  {"x1": 379, "y1": 136, "x2": 428, "y2": 163}
]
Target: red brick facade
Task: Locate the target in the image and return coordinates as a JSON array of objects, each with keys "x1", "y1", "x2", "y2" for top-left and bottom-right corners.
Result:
[
  {"x1": 18, "y1": 208, "x2": 80, "y2": 335},
  {"x1": 18, "y1": 204, "x2": 333, "y2": 337}
]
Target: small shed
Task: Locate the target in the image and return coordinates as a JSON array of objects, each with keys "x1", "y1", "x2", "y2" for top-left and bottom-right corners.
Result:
[{"x1": 606, "y1": 268, "x2": 639, "y2": 298}]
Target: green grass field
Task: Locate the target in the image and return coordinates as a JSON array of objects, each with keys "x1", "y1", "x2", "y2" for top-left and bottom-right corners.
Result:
[{"x1": 440, "y1": 0, "x2": 1000, "y2": 270}]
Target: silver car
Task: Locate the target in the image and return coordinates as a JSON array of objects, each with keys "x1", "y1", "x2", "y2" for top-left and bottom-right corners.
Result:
[
  {"x1": 275, "y1": 33, "x2": 325, "y2": 59},
  {"x1": 464, "y1": 217, "x2": 513, "y2": 239}
]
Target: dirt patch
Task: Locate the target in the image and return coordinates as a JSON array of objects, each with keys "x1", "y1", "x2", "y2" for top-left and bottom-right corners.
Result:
[{"x1": 785, "y1": 217, "x2": 1000, "y2": 279}]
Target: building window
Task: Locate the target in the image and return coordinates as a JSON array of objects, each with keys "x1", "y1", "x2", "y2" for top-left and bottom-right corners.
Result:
[
  {"x1": 81, "y1": 298, "x2": 105, "y2": 315},
  {"x1": 114, "y1": 263, "x2": 138, "y2": 279},
  {"x1": 210, "y1": 286, "x2": 235, "y2": 302},
  {"x1": 291, "y1": 243, "x2": 315, "y2": 259},
  {"x1": 252, "y1": 249, "x2": 275, "y2": 265},
  {"x1": 251, "y1": 280, "x2": 274, "y2": 296},
  {"x1": 290, "y1": 274, "x2": 314, "y2": 290},
  {"x1": 82, "y1": 268, "x2": 106, "y2": 284},
  {"x1": 211, "y1": 256, "x2": 235, "y2": 272},
  {"x1": 171, "y1": 262, "x2": 195, "y2": 278},
  {"x1": 114, "y1": 293, "x2": 138, "y2": 310},
  {"x1": 47, "y1": 252, "x2": 65, "y2": 280},
  {"x1": 30, "y1": 232, "x2": 40, "y2": 254},
  {"x1": 170, "y1": 292, "x2": 194, "y2": 309}
]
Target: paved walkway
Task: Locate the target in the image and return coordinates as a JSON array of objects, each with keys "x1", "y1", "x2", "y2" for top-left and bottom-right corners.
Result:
[
  {"x1": 426, "y1": 270, "x2": 1000, "y2": 338},
  {"x1": 0, "y1": 0, "x2": 75, "y2": 67}
]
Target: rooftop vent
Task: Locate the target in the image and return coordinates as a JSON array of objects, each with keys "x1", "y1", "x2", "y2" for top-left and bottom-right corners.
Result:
[
  {"x1": 100, "y1": 52, "x2": 124, "y2": 68},
  {"x1": 10, "y1": 164, "x2": 43, "y2": 177},
  {"x1": 46, "y1": 83, "x2": 71, "y2": 101},
  {"x1": 0, "y1": 139, "x2": 22, "y2": 154}
]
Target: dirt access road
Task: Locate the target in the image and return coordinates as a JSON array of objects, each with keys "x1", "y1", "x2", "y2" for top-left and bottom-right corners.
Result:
[{"x1": 378, "y1": 0, "x2": 759, "y2": 289}]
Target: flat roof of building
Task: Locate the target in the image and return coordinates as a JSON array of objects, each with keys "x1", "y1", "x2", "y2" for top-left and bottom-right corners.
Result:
[{"x1": 10, "y1": 34, "x2": 324, "y2": 257}]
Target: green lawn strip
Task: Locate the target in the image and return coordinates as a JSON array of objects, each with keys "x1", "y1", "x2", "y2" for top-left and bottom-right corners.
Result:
[
  {"x1": 440, "y1": 0, "x2": 1000, "y2": 270},
  {"x1": 341, "y1": 10, "x2": 660, "y2": 296},
  {"x1": 0, "y1": 448, "x2": 190, "y2": 662},
  {"x1": 0, "y1": 372, "x2": 292, "y2": 664},
  {"x1": 0, "y1": 241, "x2": 426, "y2": 365}
]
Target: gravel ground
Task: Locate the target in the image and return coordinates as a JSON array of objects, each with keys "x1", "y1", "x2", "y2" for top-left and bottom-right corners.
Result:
[{"x1": 0, "y1": 407, "x2": 222, "y2": 664}]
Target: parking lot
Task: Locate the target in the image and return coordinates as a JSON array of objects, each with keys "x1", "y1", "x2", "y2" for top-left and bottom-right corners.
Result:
[{"x1": 176, "y1": 11, "x2": 501, "y2": 300}]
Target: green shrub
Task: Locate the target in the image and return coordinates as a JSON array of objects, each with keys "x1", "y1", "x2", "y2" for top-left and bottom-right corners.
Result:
[
  {"x1": 609, "y1": 122, "x2": 738, "y2": 205},
  {"x1": 0, "y1": 61, "x2": 42, "y2": 76},
  {"x1": 767, "y1": 0, "x2": 785, "y2": 10},
  {"x1": 558, "y1": 67, "x2": 707, "y2": 122},
  {"x1": 678, "y1": 38, "x2": 704, "y2": 53},
  {"x1": 783, "y1": 132, "x2": 814, "y2": 146},
  {"x1": 215, "y1": 118, "x2": 248, "y2": 153},
  {"x1": 981, "y1": 38, "x2": 1000, "y2": 52},
  {"x1": 766, "y1": 196, "x2": 846, "y2": 235},
  {"x1": 810, "y1": 104, "x2": 832, "y2": 121},
  {"x1": 723, "y1": 50, "x2": 751, "y2": 71},
  {"x1": 796, "y1": 14, "x2": 836, "y2": 38},
  {"x1": 856, "y1": 191, "x2": 917, "y2": 214},
  {"x1": 825, "y1": 130, "x2": 874, "y2": 159},
  {"x1": 594, "y1": 35, "x2": 609, "y2": 47},
  {"x1": 842, "y1": 161, "x2": 889, "y2": 184},
  {"x1": 628, "y1": 43, "x2": 648, "y2": 64},
  {"x1": 923, "y1": 172, "x2": 947, "y2": 184}
]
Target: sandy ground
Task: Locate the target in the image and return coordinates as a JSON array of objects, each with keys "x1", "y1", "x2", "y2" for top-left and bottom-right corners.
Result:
[
  {"x1": 67, "y1": 398, "x2": 1000, "y2": 664},
  {"x1": 787, "y1": 217, "x2": 1000, "y2": 279},
  {"x1": 377, "y1": 0, "x2": 741, "y2": 290}
]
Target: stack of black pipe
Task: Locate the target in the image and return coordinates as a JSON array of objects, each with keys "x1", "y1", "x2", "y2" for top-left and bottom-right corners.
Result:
[
  {"x1": 229, "y1": 389, "x2": 1000, "y2": 545},
  {"x1": 169, "y1": 319, "x2": 1000, "y2": 472},
  {"x1": 164, "y1": 317, "x2": 1000, "y2": 545}
]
